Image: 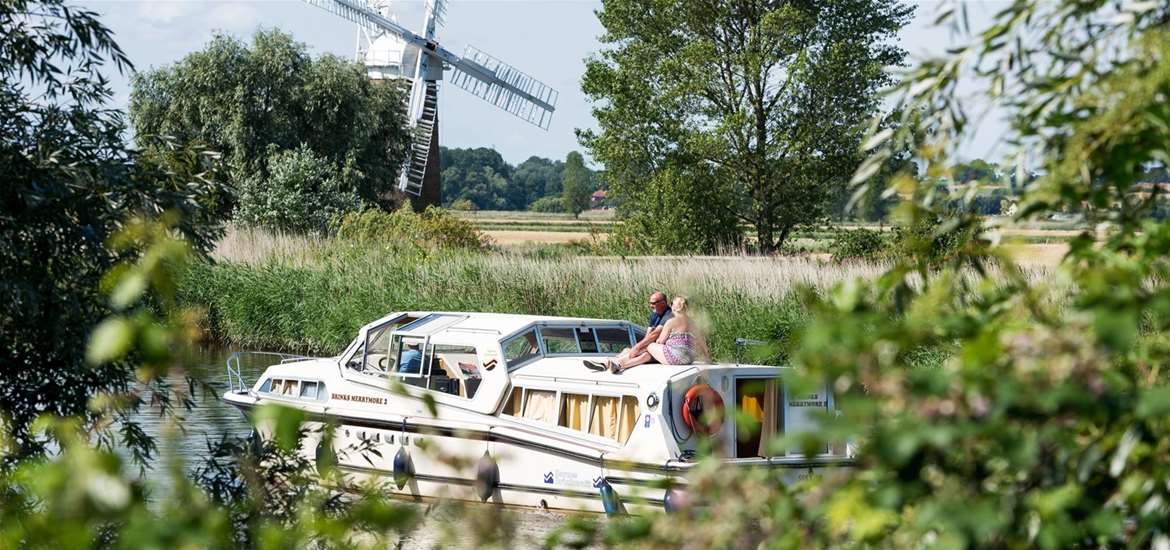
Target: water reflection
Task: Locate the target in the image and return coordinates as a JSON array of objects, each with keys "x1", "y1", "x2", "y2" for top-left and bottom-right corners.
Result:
[
  {"x1": 131, "y1": 345, "x2": 267, "y2": 467},
  {"x1": 130, "y1": 345, "x2": 572, "y2": 545}
]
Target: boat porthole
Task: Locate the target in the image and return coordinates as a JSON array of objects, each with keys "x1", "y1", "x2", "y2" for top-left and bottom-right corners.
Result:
[{"x1": 646, "y1": 393, "x2": 659, "y2": 410}]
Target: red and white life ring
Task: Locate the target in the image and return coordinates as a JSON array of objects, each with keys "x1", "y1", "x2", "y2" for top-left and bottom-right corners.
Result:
[{"x1": 681, "y1": 384, "x2": 725, "y2": 435}]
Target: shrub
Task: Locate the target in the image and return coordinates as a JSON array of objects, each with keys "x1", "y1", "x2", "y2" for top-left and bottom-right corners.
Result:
[
  {"x1": 528, "y1": 195, "x2": 565, "y2": 213},
  {"x1": 336, "y1": 206, "x2": 490, "y2": 251},
  {"x1": 829, "y1": 228, "x2": 888, "y2": 262},
  {"x1": 235, "y1": 145, "x2": 363, "y2": 234},
  {"x1": 450, "y1": 198, "x2": 477, "y2": 211},
  {"x1": 888, "y1": 214, "x2": 972, "y2": 266}
]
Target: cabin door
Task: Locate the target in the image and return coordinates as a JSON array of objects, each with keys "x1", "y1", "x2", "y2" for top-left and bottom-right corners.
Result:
[{"x1": 733, "y1": 378, "x2": 783, "y2": 458}]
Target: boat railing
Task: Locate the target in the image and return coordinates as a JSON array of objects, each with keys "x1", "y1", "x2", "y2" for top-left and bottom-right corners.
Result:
[
  {"x1": 225, "y1": 351, "x2": 314, "y2": 394},
  {"x1": 734, "y1": 337, "x2": 768, "y2": 364}
]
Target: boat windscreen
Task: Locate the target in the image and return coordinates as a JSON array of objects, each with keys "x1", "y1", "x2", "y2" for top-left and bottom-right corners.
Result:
[{"x1": 397, "y1": 313, "x2": 464, "y2": 335}]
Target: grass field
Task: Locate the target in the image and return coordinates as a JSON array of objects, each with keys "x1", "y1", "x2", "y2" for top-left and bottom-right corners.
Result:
[{"x1": 454, "y1": 210, "x2": 1083, "y2": 265}]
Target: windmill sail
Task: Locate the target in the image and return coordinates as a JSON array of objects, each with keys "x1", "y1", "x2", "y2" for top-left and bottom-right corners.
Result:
[
  {"x1": 448, "y1": 46, "x2": 558, "y2": 130},
  {"x1": 302, "y1": 0, "x2": 558, "y2": 196}
]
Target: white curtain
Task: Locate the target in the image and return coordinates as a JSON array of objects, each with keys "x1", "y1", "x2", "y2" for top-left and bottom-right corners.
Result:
[
  {"x1": 759, "y1": 381, "x2": 780, "y2": 457},
  {"x1": 523, "y1": 390, "x2": 558, "y2": 424}
]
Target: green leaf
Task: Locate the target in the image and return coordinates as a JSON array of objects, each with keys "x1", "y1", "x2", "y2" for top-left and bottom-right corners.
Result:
[
  {"x1": 109, "y1": 271, "x2": 147, "y2": 310},
  {"x1": 253, "y1": 404, "x2": 305, "y2": 453},
  {"x1": 1137, "y1": 387, "x2": 1170, "y2": 418},
  {"x1": 86, "y1": 317, "x2": 135, "y2": 365}
]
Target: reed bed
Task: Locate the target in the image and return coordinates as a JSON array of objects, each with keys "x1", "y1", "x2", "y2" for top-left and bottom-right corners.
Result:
[
  {"x1": 189, "y1": 228, "x2": 891, "y2": 358},
  {"x1": 190, "y1": 227, "x2": 1050, "y2": 362}
]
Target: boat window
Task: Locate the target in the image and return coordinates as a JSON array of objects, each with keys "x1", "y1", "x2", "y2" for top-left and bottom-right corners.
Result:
[
  {"x1": 576, "y1": 328, "x2": 599, "y2": 353},
  {"x1": 503, "y1": 385, "x2": 639, "y2": 445},
  {"x1": 426, "y1": 344, "x2": 482, "y2": 398},
  {"x1": 502, "y1": 387, "x2": 524, "y2": 416},
  {"x1": 271, "y1": 379, "x2": 299, "y2": 397},
  {"x1": 503, "y1": 329, "x2": 541, "y2": 367},
  {"x1": 260, "y1": 378, "x2": 325, "y2": 402},
  {"x1": 357, "y1": 322, "x2": 397, "y2": 376},
  {"x1": 588, "y1": 395, "x2": 639, "y2": 444},
  {"x1": 300, "y1": 381, "x2": 319, "y2": 400},
  {"x1": 735, "y1": 378, "x2": 783, "y2": 458},
  {"x1": 595, "y1": 327, "x2": 632, "y2": 354},
  {"x1": 521, "y1": 390, "x2": 558, "y2": 424},
  {"x1": 541, "y1": 327, "x2": 579, "y2": 354},
  {"x1": 399, "y1": 313, "x2": 456, "y2": 333},
  {"x1": 558, "y1": 393, "x2": 591, "y2": 431},
  {"x1": 390, "y1": 335, "x2": 427, "y2": 386}
]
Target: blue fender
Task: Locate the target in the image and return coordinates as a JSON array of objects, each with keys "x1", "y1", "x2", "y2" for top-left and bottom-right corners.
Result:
[
  {"x1": 393, "y1": 446, "x2": 414, "y2": 489},
  {"x1": 598, "y1": 480, "x2": 621, "y2": 516},
  {"x1": 314, "y1": 436, "x2": 335, "y2": 476}
]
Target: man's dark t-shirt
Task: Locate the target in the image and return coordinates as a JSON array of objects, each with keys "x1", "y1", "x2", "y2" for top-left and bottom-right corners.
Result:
[{"x1": 649, "y1": 307, "x2": 674, "y2": 329}]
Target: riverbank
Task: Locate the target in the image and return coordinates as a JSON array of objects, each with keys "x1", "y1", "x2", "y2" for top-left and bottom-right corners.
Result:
[{"x1": 179, "y1": 229, "x2": 888, "y2": 359}]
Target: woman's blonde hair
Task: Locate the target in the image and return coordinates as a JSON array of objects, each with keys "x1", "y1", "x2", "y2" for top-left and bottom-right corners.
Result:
[{"x1": 672, "y1": 295, "x2": 689, "y2": 314}]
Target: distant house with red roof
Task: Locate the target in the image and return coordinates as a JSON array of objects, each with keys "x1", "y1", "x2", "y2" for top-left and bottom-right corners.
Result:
[{"x1": 590, "y1": 189, "x2": 608, "y2": 208}]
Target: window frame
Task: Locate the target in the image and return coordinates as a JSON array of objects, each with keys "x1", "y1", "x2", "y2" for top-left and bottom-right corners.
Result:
[
  {"x1": 389, "y1": 334, "x2": 430, "y2": 383},
  {"x1": 538, "y1": 326, "x2": 582, "y2": 356},
  {"x1": 424, "y1": 342, "x2": 484, "y2": 399},
  {"x1": 499, "y1": 383, "x2": 639, "y2": 447},
  {"x1": 502, "y1": 328, "x2": 542, "y2": 369},
  {"x1": 259, "y1": 377, "x2": 327, "y2": 402},
  {"x1": 500, "y1": 322, "x2": 640, "y2": 369}
]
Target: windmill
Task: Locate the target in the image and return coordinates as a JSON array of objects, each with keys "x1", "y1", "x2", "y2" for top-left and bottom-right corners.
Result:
[{"x1": 305, "y1": 0, "x2": 559, "y2": 207}]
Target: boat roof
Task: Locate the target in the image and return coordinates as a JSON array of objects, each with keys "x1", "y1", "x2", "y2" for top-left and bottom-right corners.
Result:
[
  {"x1": 366, "y1": 311, "x2": 637, "y2": 339},
  {"x1": 510, "y1": 355, "x2": 701, "y2": 386}
]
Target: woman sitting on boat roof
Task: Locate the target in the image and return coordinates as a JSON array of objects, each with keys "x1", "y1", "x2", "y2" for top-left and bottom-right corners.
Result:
[{"x1": 594, "y1": 296, "x2": 709, "y2": 374}]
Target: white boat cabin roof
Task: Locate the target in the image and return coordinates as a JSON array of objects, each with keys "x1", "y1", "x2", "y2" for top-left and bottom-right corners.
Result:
[
  {"x1": 361, "y1": 310, "x2": 632, "y2": 339},
  {"x1": 509, "y1": 355, "x2": 701, "y2": 386}
]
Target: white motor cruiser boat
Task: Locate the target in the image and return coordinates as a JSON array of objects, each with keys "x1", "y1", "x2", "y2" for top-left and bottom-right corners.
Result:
[{"x1": 224, "y1": 311, "x2": 852, "y2": 514}]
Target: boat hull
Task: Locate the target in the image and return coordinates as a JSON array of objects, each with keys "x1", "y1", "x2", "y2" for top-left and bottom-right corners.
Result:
[{"x1": 235, "y1": 398, "x2": 848, "y2": 515}]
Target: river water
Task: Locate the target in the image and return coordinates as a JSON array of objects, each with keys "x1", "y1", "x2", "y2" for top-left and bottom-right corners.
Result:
[{"x1": 131, "y1": 345, "x2": 572, "y2": 547}]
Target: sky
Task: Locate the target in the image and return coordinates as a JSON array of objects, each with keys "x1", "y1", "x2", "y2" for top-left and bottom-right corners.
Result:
[{"x1": 90, "y1": 0, "x2": 1010, "y2": 166}]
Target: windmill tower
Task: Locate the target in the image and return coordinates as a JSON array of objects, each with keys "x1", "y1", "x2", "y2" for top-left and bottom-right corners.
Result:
[{"x1": 306, "y1": 0, "x2": 559, "y2": 209}]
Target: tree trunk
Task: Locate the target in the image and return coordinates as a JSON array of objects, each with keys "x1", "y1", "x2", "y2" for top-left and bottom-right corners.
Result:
[
  {"x1": 756, "y1": 218, "x2": 774, "y2": 254},
  {"x1": 776, "y1": 224, "x2": 793, "y2": 251}
]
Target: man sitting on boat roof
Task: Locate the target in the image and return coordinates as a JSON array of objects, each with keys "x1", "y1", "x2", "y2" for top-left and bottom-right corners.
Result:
[{"x1": 585, "y1": 291, "x2": 671, "y2": 372}]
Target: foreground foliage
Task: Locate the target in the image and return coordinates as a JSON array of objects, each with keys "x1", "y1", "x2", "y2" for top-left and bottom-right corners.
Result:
[
  {"x1": 6, "y1": 0, "x2": 1170, "y2": 548},
  {"x1": 0, "y1": 0, "x2": 226, "y2": 461}
]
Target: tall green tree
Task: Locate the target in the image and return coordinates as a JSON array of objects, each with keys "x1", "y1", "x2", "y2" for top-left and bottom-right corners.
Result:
[
  {"x1": 581, "y1": 0, "x2": 912, "y2": 252},
  {"x1": 0, "y1": 0, "x2": 226, "y2": 461},
  {"x1": 952, "y1": 158, "x2": 1002, "y2": 183},
  {"x1": 439, "y1": 147, "x2": 513, "y2": 209},
  {"x1": 561, "y1": 151, "x2": 593, "y2": 217},
  {"x1": 512, "y1": 155, "x2": 565, "y2": 207},
  {"x1": 129, "y1": 30, "x2": 409, "y2": 218}
]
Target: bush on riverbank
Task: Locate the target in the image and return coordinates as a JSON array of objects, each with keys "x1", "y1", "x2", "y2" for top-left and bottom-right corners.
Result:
[{"x1": 335, "y1": 206, "x2": 491, "y2": 251}]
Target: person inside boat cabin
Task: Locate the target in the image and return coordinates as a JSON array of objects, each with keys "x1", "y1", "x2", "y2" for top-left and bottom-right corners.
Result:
[
  {"x1": 399, "y1": 342, "x2": 422, "y2": 374},
  {"x1": 585, "y1": 291, "x2": 672, "y2": 372}
]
